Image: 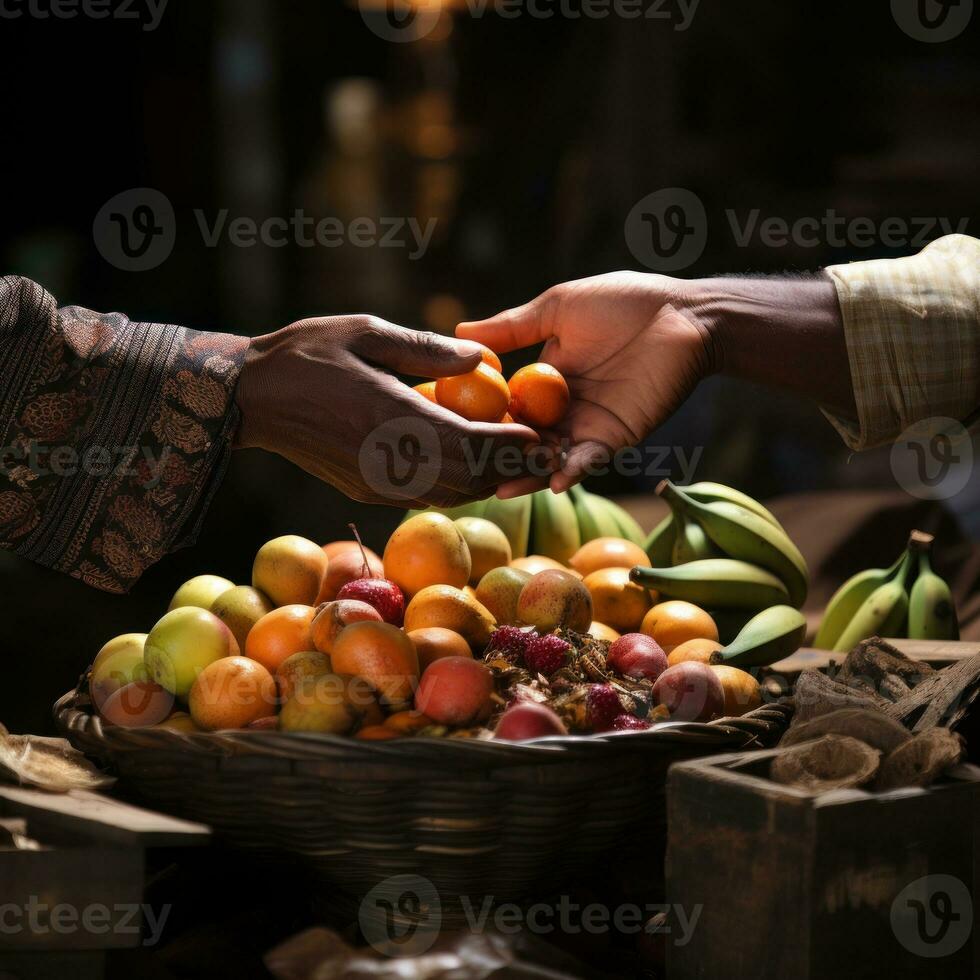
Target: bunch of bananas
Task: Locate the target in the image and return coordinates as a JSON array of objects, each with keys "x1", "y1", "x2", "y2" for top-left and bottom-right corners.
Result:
[
  {"x1": 404, "y1": 485, "x2": 646, "y2": 566},
  {"x1": 633, "y1": 480, "x2": 809, "y2": 610},
  {"x1": 815, "y1": 530, "x2": 959, "y2": 651},
  {"x1": 628, "y1": 480, "x2": 809, "y2": 666}
]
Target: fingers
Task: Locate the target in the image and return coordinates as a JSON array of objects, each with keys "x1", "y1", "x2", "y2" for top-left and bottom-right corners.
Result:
[
  {"x1": 549, "y1": 440, "x2": 613, "y2": 495},
  {"x1": 356, "y1": 319, "x2": 485, "y2": 377},
  {"x1": 456, "y1": 295, "x2": 553, "y2": 354}
]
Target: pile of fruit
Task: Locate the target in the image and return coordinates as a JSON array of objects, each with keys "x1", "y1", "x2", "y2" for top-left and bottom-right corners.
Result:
[
  {"x1": 815, "y1": 530, "x2": 959, "y2": 651},
  {"x1": 87, "y1": 490, "x2": 780, "y2": 740}
]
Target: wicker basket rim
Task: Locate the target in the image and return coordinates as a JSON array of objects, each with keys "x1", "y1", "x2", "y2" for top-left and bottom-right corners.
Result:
[{"x1": 55, "y1": 689, "x2": 792, "y2": 767}]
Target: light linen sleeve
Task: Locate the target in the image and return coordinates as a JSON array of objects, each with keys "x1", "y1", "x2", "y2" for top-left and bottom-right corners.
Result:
[{"x1": 822, "y1": 234, "x2": 980, "y2": 451}]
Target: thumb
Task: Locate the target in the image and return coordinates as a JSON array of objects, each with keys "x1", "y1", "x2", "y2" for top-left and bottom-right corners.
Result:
[
  {"x1": 457, "y1": 295, "x2": 552, "y2": 354},
  {"x1": 359, "y1": 321, "x2": 484, "y2": 377}
]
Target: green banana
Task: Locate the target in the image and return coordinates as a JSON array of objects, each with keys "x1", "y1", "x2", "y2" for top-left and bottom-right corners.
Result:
[
  {"x1": 591, "y1": 495, "x2": 647, "y2": 549},
  {"x1": 530, "y1": 490, "x2": 581, "y2": 565},
  {"x1": 814, "y1": 550, "x2": 907, "y2": 650},
  {"x1": 630, "y1": 559, "x2": 790, "y2": 610},
  {"x1": 483, "y1": 494, "x2": 532, "y2": 560},
  {"x1": 908, "y1": 549, "x2": 959, "y2": 641},
  {"x1": 644, "y1": 513, "x2": 676, "y2": 566},
  {"x1": 712, "y1": 605, "x2": 807, "y2": 668},
  {"x1": 709, "y1": 608, "x2": 759, "y2": 645},
  {"x1": 831, "y1": 562, "x2": 911, "y2": 652},
  {"x1": 658, "y1": 481, "x2": 809, "y2": 608},
  {"x1": 683, "y1": 482, "x2": 784, "y2": 530},
  {"x1": 671, "y1": 513, "x2": 719, "y2": 565},
  {"x1": 569, "y1": 485, "x2": 620, "y2": 543}
]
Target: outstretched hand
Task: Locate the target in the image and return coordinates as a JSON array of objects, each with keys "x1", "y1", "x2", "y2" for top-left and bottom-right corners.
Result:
[
  {"x1": 235, "y1": 315, "x2": 539, "y2": 508},
  {"x1": 458, "y1": 272, "x2": 715, "y2": 496}
]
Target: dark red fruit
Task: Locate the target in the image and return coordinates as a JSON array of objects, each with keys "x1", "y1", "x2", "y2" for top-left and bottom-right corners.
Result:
[
  {"x1": 337, "y1": 578, "x2": 405, "y2": 626},
  {"x1": 611, "y1": 714, "x2": 649, "y2": 731},
  {"x1": 524, "y1": 635, "x2": 571, "y2": 676},
  {"x1": 486, "y1": 625, "x2": 534, "y2": 660},
  {"x1": 586, "y1": 683, "x2": 624, "y2": 733}
]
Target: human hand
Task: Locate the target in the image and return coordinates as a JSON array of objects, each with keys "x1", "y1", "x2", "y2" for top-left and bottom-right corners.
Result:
[
  {"x1": 235, "y1": 315, "x2": 539, "y2": 507},
  {"x1": 457, "y1": 272, "x2": 714, "y2": 495}
]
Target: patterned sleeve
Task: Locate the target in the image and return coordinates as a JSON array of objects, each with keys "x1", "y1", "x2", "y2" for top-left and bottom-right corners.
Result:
[
  {"x1": 822, "y1": 234, "x2": 980, "y2": 451},
  {"x1": 0, "y1": 276, "x2": 249, "y2": 593}
]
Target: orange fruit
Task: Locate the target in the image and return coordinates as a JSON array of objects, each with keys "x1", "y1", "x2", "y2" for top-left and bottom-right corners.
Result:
[
  {"x1": 435, "y1": 363, "x2": 511, "y2": 423},
  {"x1": 477, "y1": 347, "x2": 503, "y2": 372},
  {"x1": 667, "y1": 637, "x2": 724, "y2": 667},
  {"x1": 641, "y1": 600, "x2": 719, "y2": 653},
  {"x1": 508, "y1": 363, "x2": 570, "y2": 428},
  {"x1": 510, "y1": 555, "x2": 567, "y2": 576},
  {"x1": 330, "y1": 621, "x2": 420, "y2": 707},
  {"x1": 356, "y1": 725, "x2": 402, "y2": 740},
  {"x1": 569, "y1": 538, "x2": 649, "y2": 577},
  {"x1": 582, "y1": 567, "x2": 654, "y2": 633},
  {"x1": 245, "y1": 604, "x2": 316, "y2": 673},
  {"x1": 252, "y1": 535, "x2": 327, "y2": 607},
  {"x1": 383, "y1": 512, "x2": 472, "y2": 597},
  {"x1": 588, "y1": 621, "x2": 621, "y2": 643},
  {"x1": 408, "y1": 627, "x2": 473, "y2": 671},
  {"x1": 710, "y1": 665, "x2": 762, "y2": 717},
  {"x1": 385, "y1": 710, "x2": 435, "y2": 734},
  {"x1": 322, "y1": 539, "x2": 382, "y2": 563},
  {"x1": 413, "y1": 381, "x2": 438, "y2": 404},
  {"x1": 188, "y1": 656, "x2": 277, "y2": 731}
]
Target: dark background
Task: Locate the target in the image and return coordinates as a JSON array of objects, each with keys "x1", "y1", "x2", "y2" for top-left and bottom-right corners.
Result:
[{"x1": 1, "y1": 0, "x2": 977, "y2": 732}]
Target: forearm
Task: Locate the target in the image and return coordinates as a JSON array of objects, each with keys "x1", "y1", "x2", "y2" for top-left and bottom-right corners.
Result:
[{"x1": 681, "y1": 274, "x2": 856, "y2": 417}]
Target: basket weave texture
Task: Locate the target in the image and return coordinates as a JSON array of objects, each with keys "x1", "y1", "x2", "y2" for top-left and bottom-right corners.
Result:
[{"x1": 55, "y1": 687, "x2": 791, "y2": 915}]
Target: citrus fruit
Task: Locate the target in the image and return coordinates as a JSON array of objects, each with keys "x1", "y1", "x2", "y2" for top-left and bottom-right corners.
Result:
[
  {"x1": 508, "y1": 363, "x2": 569, "y2": 428},
  {"x1": 641, "y1": 600, "x2": 719, "y2": 653},
  {"x1": 245, "y1": 604, "x2": 316, "y2": 673},
  {"x1": 435, "y1": 362, "x2": 511, "y2": 422}
]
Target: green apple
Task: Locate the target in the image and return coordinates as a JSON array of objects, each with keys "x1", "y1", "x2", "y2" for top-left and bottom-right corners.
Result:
[
  {"x1": 168, "y1": 574, "x2": 236, "y2": 612},
  {"x1": 144, "y1": 607, "x2": 235, "y2": 697},
  {"x1": 89, "y1": 633, "x2": 149, "y2": 711},
  {"x1": 210, "y1": 585, "x2": 274, "y2": 651}
]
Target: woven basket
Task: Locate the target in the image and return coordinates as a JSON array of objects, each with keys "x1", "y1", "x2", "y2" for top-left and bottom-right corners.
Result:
[{"x1": 55, "y1": 685, "x2": 791, "y2": 921}]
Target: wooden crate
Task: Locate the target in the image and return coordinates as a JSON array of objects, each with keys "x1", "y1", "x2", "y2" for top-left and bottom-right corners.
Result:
[
  {"x1": 0, "y1": 786, "x2": 209, "y2": 978},
  {"x1": 666, "y1": 750, "x2": 980, "y2": 979}
]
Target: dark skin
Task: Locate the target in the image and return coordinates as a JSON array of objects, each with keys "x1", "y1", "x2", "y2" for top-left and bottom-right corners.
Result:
[
  {"x1": 457, "y1": 271, "x2": 853, "y2": 496},
  {"x1": 234, "y1": 314, "x2": 539, "y2": 508}
]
